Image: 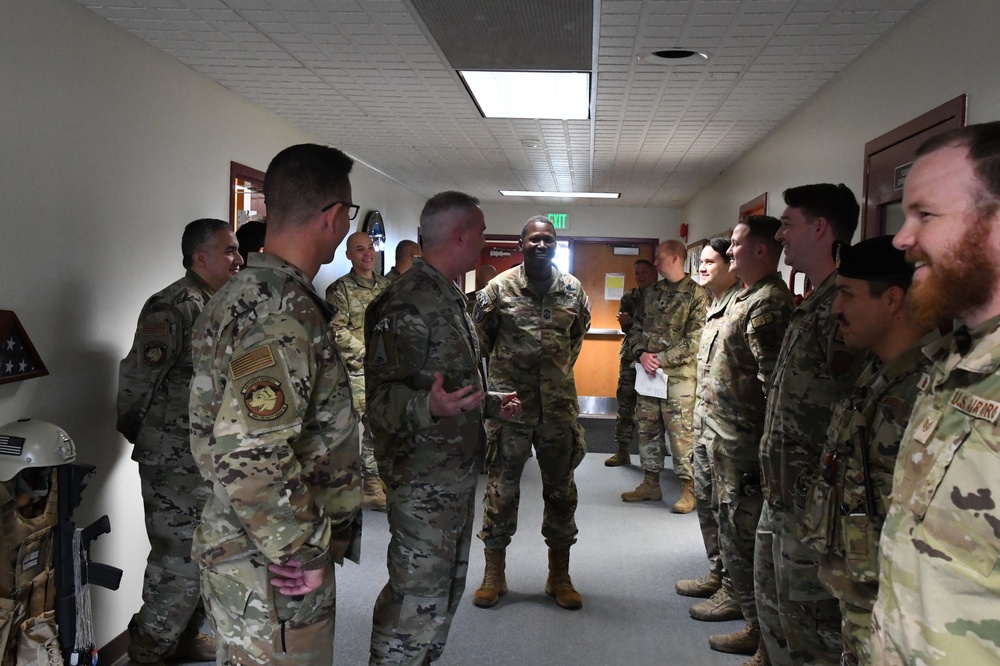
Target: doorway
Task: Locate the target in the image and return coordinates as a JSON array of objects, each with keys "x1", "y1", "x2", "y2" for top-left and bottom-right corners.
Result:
[
  {"x1": 571, "y1": 239, "x2": 657, "y2": 415},
  {"x1": 861, "y1": 95, "x2": 965, "y2": 239}
]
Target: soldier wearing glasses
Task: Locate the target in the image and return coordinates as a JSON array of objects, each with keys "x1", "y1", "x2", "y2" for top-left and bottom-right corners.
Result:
[{"x1": 189, "y1": 144, "x2": 361, "y2": 665}]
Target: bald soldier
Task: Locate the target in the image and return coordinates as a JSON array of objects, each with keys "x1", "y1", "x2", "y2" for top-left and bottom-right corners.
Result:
[
  {"x1": 327, "y1": 231, "x2": 391, "y2": 510},
  {"x1": 386, "y1": 239, "x2": 422, "y2": 283},
  {"x1": 796, "y1": 236, "x2": 934, "y2": 666},
  {"x1": 622, "y1": 240, "x2": 710, "y2": 513},
  {"x1": 872, "y1": 122, "x2": 1000, "y2": 664},
  {"x1": 117, "y1": 218, "x2": 242, "y2": 666}
]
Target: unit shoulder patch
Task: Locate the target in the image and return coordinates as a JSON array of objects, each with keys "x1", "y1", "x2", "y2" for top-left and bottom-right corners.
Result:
[{"x1": 241, "y1": 377, "x2": 288, "y2": 421}]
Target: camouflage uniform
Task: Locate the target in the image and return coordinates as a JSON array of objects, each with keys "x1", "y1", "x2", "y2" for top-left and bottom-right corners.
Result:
[
  {"x1": 704, "y1": 274, "x2": 794, "y2": 625},
  {"x1": 385, "y1": 267, "x2": 402, "y2": 283},
  {"x1": 627, "y1": 276, "x2": 710, "y2": 479},
  {"x1": 872, "y1": 316, "x2": 1000, "y2": 664},
  {"x1": 116, "y1": 270, "x2": 214, "y2": 662},
  {"x1": 614, "y1": 286, "x2": 645, "y2": 447},
  {"x1": 365, "y1": 257, "x2": 504, "y2": 665},
  {"x1": 475, "y1": 263, "x2": 591, "y2": 551},
  {"x1": 189, "y1": 252, "x2": 361, "y2": 666},
  {"x1": 691, "y1": 282, "x2": 743, "y2": 584},
  {"x1": 755, "y1": 273, "x2": 862, "y2": 666},
  {"x1": 325, "y1": 268, "x2": 390, "y2": 477},
  {"x1": 799, "y1": 335, "x2": 934, "y2": 666}
]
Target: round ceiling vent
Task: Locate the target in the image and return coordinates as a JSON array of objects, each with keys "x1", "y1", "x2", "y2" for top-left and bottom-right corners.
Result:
[{"x1": 638, "y1": 49, "x2": 710, "y2": 64}]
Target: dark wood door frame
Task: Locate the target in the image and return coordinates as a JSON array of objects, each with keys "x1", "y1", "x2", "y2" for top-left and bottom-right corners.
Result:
[{"x1": 861, "y1": 95, "x2": 966, "y2": 239}]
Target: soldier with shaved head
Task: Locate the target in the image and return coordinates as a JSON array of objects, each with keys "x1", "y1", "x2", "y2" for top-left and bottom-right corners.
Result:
[{"x1": 327, "y1": 230, "x2": 392, "y2": 511}]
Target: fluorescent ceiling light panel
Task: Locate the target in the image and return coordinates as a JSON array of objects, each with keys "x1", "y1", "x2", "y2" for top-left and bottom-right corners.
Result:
[
  {"x1": 499, "y1": 190, "x2": 620, "y2": 199},
  {"x1": 461, "y1": 71, "x2": 590, "y2": 120}
]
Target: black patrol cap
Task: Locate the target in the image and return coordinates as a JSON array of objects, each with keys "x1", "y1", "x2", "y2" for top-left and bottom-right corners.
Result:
[{"x1": 833, "y1": 235, "x2": 913, "y2": 282}]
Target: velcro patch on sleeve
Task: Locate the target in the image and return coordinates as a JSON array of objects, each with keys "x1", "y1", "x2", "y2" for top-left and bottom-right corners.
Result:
[
  {"x1": 750, "y1": 313, "x2": 775, "y2": 329},
  {"x1": 141, "y1": 321, "x2": 169, "y2": 336},
  {"x1": 230, "y1": 346, "x2": 276, "y2": 380},
  {"x1": 229, "y1": 343, "x2": 301, "y2": 435}
]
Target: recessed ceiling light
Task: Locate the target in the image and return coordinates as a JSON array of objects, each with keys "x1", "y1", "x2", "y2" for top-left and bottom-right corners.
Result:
[
  {"x1": 638, "y1": 49, "x2": 710, "y2": 64},
  {"x1": 521, "y1": 138, "x2": 541, "y2": 148},
  {"x1": 460, "y1": 71, "x2": 590, "y2": 120},
  {"x1": 499, "y1": 190, "x2": 620, "y2": 199}
]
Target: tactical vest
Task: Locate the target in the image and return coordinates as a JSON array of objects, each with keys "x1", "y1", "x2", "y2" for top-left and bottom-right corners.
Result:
[{"x1": 0, "y1": 470, "x2": 59, "y2": 666}]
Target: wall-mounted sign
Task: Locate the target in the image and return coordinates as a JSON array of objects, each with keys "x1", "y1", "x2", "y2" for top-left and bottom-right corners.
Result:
[
  {"x1": 894, "y1": 161, "x2": 914, "y2": 191},
  {"x1": 547, "y1": 213, "x2": 567, "y2": 229}
]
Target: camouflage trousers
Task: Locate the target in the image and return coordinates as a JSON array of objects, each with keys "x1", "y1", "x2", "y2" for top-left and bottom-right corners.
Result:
[
  {"x1": 129, "y1": 462, "x2": 210, "y2": 661},
  {"x1": 839, "y1": 599, "x2": 872, "y2": 666},
  {"x1": 634, "y1": 377, "x2": 696, "y2": 479},
  {"x1": 692, "y1": 427, "x2": 721, "y2": 574},
  {"x1": 370, "y1": 478, "x2": 477, "y2": 665},
  {"x1": 712, "y1": 447, "x2": 764, "y2": 624},
  {"x1": 755, "y1": 501, "x2": 843, "y2": 666},
  {"x1": 614, "y1": 361, "x2": 638, "y2": 447},
  {"x1": 201, "y1": 554, "x2": 336, "y2": 666},
  {"x1": 349, "y1": 373, "x2": 379, "y2": 478},
  {"x1": 360, "y1": 413, "x2": 378, "y2": 478},
  {"x1": 478, "y1": 420, "x2": 586, "y2": 550}
]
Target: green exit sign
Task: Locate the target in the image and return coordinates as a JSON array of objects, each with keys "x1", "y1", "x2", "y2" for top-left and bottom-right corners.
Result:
[{"x1": 547, "y1": 213, "x2": 567, "y2": 229}]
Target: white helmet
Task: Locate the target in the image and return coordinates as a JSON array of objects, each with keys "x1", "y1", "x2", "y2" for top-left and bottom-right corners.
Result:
[{"x1": 0, "y1": 419, "x2": 77, "y2": 482}]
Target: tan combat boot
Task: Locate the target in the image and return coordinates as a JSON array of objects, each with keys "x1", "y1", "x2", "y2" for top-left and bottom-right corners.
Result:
[
  {"x1": 675, "y1": 569, "x2": 722, "y2": 598},
  {"x1": 742, "y1": 634, "x2": 771, "y2": 666},
  {"x1": 362, "y1": 476, "x2": 387, "y2": 512},
  {"x1": 689, "y1": 587, "x2": 744, "y2": 622},
  {"x1": 545, "y1": 547, "x2": 582, "y2": 610},
  {"x1": 473, "y1": 549, "x2": 507, "y2": 608},
  {"x1": 709, "y1": 621, "x2": 760, "y2": 655},
  {"x1": 604, "y1": 442, "x2": 631, "y2": 466},
  {"x1": 671, "y1": 477, "x2": 696, "y2": 513},
  {"x1": 621, "y1": 471, "x2": 662, "y2": 502}
]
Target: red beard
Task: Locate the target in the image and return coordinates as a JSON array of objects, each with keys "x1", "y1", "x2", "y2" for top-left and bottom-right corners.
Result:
[{"x1": 906, "y1": 217, "x2": 997, "y2": 327}]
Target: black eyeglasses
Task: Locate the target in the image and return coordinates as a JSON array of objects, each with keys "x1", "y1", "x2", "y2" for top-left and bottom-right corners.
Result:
[{"x1": 321, "y1": 201, "x2": 360, "y2": 220}]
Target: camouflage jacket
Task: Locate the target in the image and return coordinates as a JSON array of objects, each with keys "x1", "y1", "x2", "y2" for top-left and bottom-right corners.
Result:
[
  {"x1": 365, "y1": 257, "x2": 501, "y2": 488},
  {"x1": 809, "y1": 333, "x2": 936, "y2": 609},
  {"x1": 618, "y1": 286, "x2": 645, "y2": 361},
  {"x1": 694, "y1": 282, "x2": 743, "y2": 422},
  {"x1": 116, "y1": 270, "x2": 213, "y2": 465},
  {"x1": 759, "y1": 273, "x2": 863, "y2": 508},
  {"x1": 325, "y1": 268, "x2": 390, "y2": 376},
  {"x1": 627, "y1": 275, "x2": 710, "y2": 382},
  {"x1": 699, "y1": 274, "x2": 795, "y2": 460},
  {"x1": 189, "y1": 252, "x2": 360, "y2": 570},
  {"x1": 384, "y1": 267, "x2": 402, "y2": 283},
  {"x1": 474, "y1": 263, "x2": 591, "y2": 425},
  {"x1": 873, "y1": 315, "x2": 1000, "y2": 663}
]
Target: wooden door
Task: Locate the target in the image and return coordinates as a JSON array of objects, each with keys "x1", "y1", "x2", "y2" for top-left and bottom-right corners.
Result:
[
  {"x1": 862, "y1": 96, "x2": 965, "y2": 239},
  {"x1": 570, "y1": 239, "x2": 657, "y2": 413}
]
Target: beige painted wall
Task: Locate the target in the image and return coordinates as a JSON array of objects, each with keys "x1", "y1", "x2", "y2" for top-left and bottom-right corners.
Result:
[
  {"x1": 683, "y1": 0, "x2": 1000, "y2": 256},
  {"x1": 0, "y1": 0, "x2": 425, "y2": 648}
]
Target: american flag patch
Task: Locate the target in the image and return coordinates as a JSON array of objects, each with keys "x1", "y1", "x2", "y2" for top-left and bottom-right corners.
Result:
[
  {"x1": 231, "y1": 346, "x2": 276, "y2": 380},
  {"x1": 22, "y1": 550, "x2": 39, "y2": 572},
  {"x1": 0, "y1": 435, "x2": 25, "y2": 457}
]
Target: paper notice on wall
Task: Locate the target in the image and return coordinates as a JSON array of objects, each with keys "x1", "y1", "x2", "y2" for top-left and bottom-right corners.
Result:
[
  {"x1": 605, "y1": 273, "x2": 625, "y2": 301},
  {"x1": 634, "y1": 363, "x2": 668, "y2": 399}
]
